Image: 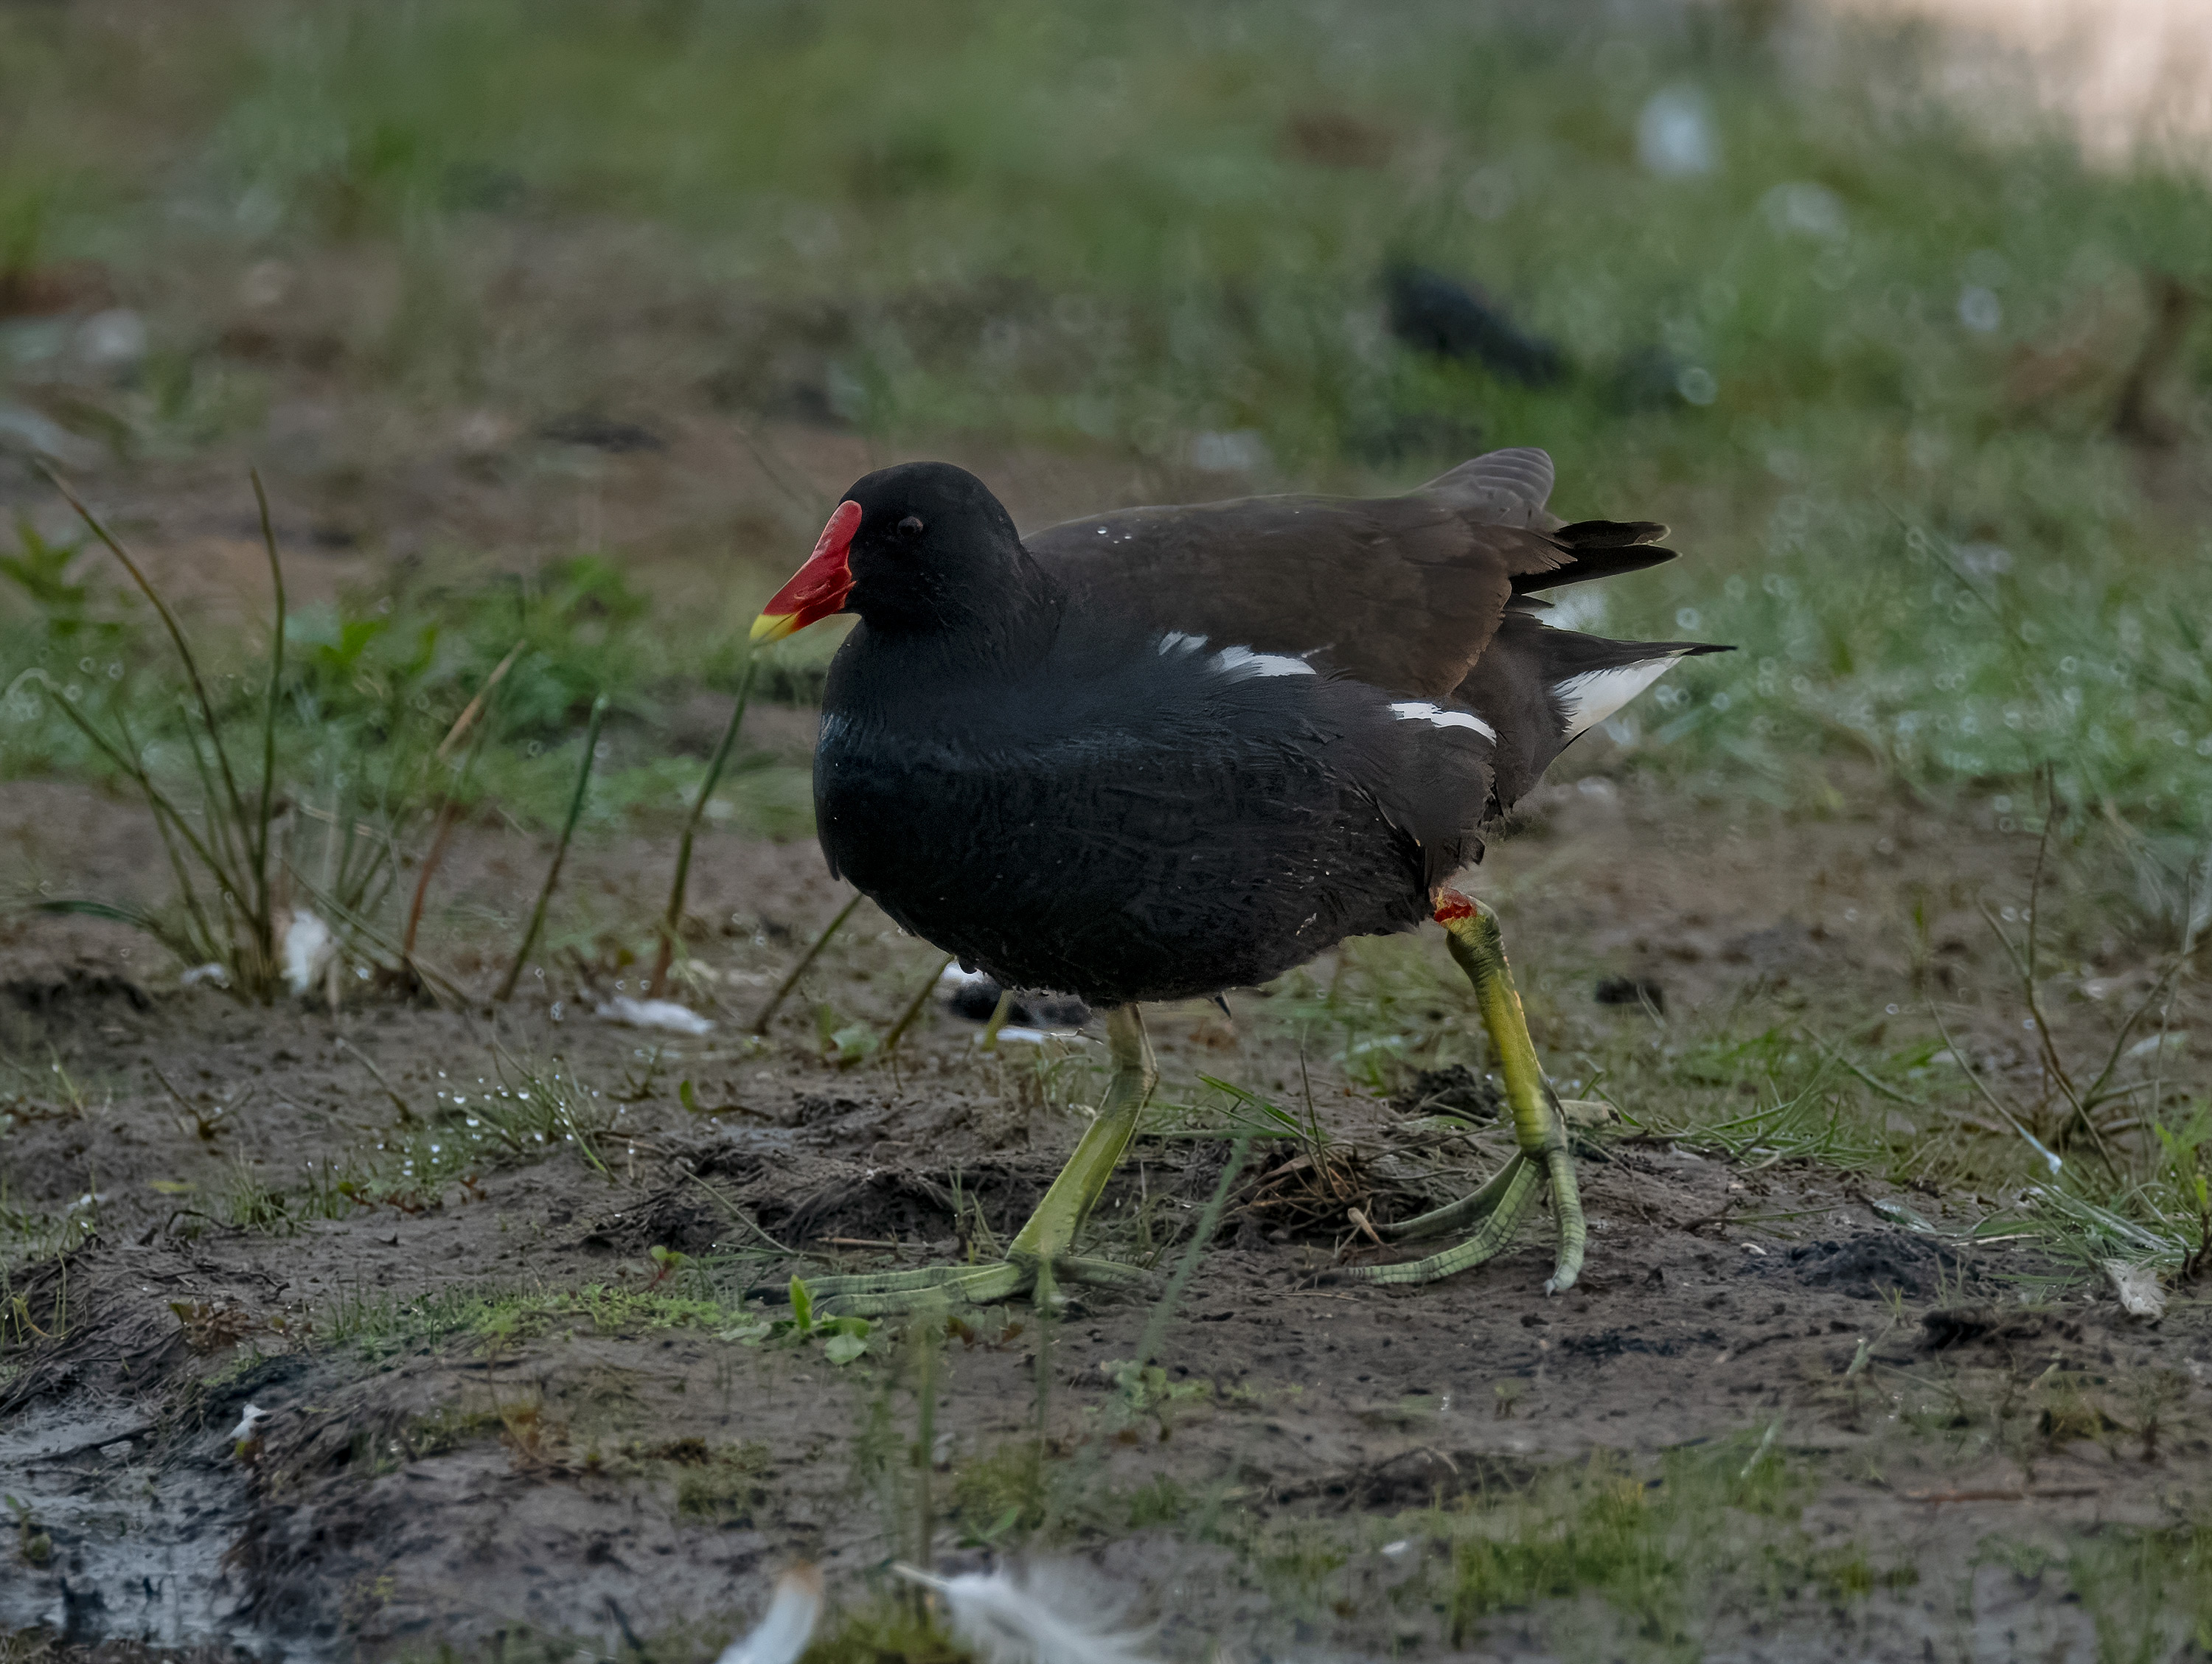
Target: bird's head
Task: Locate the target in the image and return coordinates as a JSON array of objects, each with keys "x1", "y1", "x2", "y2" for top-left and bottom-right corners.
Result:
[{"x1": 751, "y1": 462, "x2": 1033, "y2": 643}]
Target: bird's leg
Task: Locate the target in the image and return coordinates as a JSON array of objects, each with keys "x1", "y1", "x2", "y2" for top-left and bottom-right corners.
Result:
[
  {"x1": 1337, "y1": 889, "x2": 1585, "y2": 1294},
  {"x1": 800, "y1": 1006, "x2": 1158, "y2": 1316},
  {"x1": 1003, "y1": 1003, "x2": 1156, "y2": 1303}
]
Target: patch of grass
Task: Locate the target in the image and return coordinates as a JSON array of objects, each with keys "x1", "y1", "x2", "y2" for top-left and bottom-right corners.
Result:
[
  {"x1": 21, "y1": 477, "x2": 293, "y2": 999},
  {"x1": 411, "y1": 1402, "x2": 508, "y2": 1457},
  {"x1": 1267, "y1": 936, "x2": 1485, "y2": 1094},
  {"x1": 1226, "y1": 1432, "x2": 1915, "y2": 1657},
  {"x1": 1641, "y1": 1058, "x2": 1887, "y2": 1172},
  {"x1": 669, "y1": 1441, "x2": 772, "y2": 1522},
  {"x1": 1121, "y1": 1473, "x2": 1191, "y2": 1531},
  {"x1": 0, "y1": 515, "x2": 812, "y2": 987},
  {"x1": 798, "y1": 1598, "x2": 968, "y2": 1664},
  {"x1": 2067, "y1": 1522, "x2": 2212, "y2": 1662},
  {"x1": 3, "y1": 2, "x2": 2210, "y2": 845},
  {"x1": 321, "y1": 1278, "x2": 534, "y2": 1348},
  {"x1": 948, "y1": 1441, "x2": 1046, "y2": 1548},
  {"x1": 319, "y1": 1268, "x2": 873, "y2": 1369},
  {"x1": 195, "y1": 1051, "x2": 631, "y2": 1242},
  {"x1": 0, "y1": 1180, "x2": 94, "y2": 1272}
]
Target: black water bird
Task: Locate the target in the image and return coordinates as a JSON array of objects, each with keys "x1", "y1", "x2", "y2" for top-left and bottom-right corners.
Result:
[
  {"x1": 751, "y1": 450, "x2": 1723, "y2": 1311},
  {"x1": 1384, "y1": 265, "x2": 1568, "y2": 388}
]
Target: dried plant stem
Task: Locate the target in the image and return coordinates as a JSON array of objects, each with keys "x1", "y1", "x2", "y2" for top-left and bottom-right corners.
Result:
[
  {"x1": 880, "y1": 953, "x2": 956, "y2": 1057},
  {"x1": 1977, "y1": 781, "x2": 2117, "y2": 1172},
  {"x1": 403, "y1": 645, "x2": 521, "y2": 969},
  {"x1": 748, "y1": 891, "x2": 863, "y2": 1033},
  {"x1": 46, "y1": 470, "x2": 260, "y2": 920},
  {"x1": 437, "y1": 640, "x2": 525, "y2": 762},
  {"x1": 249, "y1": 471, "x2": 285, "y2": 926},
  {"x1": 403, "y1": 810, "x2": 461, "y2": 968},
  {"x1": 1926, "y1": 1000, "x2": 2062, "y2": 1174},
  {"x1": 495, "y1": 696, "x2": 608, "y2": 1003},
  {"x1": 648, "y1": 654, "x2": 758, "y2": 998},
  {"x1": 336, "y1": 1037, "x2": 415, "y2": 1124},
  {"x1": 24, "y1": 671, "x2": 232, "y2": 910}
]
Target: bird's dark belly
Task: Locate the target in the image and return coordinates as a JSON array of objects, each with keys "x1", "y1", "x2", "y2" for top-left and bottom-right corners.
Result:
[{"x1": 815, "y1": 739, "x2": 1427, "y2": 1006}]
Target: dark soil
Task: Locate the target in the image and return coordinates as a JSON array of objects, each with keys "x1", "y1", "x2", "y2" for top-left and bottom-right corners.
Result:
[{"x1": 4, "y1": 762, "x2": 2208, "y2": 1663}]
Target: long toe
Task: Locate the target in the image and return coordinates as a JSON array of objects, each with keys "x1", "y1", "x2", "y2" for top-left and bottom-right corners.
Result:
[
  {"x1": 805, "y1": 1260, "x2": 1032, "y2": 1317},
  {"x1": 1323, "y1": 1153, "x2": 1547, "y2": 1288}
]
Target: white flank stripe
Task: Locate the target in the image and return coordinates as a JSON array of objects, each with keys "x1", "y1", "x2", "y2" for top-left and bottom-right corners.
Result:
[
  {"x1": 1389, "y1": 700, "x2": 1497, "y2": 739},
  {"x1": 1154, "y1": 633, "x2": 1317, "y2": 678},
  {"x1": 1211, "y1": 644, "x2": 1316, "y2": 678},
  {"x1": 1556, "y1": 653, "x2": 1690, "y2": 737}
]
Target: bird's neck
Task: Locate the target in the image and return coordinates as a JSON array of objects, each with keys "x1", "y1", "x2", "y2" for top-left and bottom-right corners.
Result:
[{"x1": 833, "y1": 566, "x2": 1067, "y2": 712}]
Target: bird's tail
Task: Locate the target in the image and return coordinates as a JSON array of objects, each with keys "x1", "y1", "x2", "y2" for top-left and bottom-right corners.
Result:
[{"x1": 1459, "y1": 608, "x2": 1731, "y2": 815}]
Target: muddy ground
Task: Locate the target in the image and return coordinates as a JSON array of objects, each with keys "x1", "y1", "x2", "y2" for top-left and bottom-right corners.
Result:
[{"x1": 4, "y1": 749, "x2": 2208, "y2": 1663}]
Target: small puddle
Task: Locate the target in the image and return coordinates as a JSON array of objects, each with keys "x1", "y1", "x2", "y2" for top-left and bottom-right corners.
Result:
[{"x1": 1, "y1": 1401, "x2": 287, "y2": 1655}]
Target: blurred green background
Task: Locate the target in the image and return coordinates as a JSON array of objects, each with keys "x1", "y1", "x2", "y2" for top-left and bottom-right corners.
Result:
[{"x1": 1, "y1": 0, "x2": 2208, "y2": 850}]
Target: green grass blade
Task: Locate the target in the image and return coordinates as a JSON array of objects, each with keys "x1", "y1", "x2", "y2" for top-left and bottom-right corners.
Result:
[
  {"x1": 879, "y1": 953, "x2": 956, "y2": 1057},
  {"x1": 648, "y1": 651, "x2": 757, "y2": 998},
  {"x1": 748, "y1": 891, "x2": 864, "y2": 1034},
  {"x1": 495, "y1": 694, "x2": 608, "y2": 1003},
  {"x1": 44, "y1": 469, "x2": 255, "y2": 868},
  {"x1": 249, "y1": 470, "x2": 286, "y2": 930}
]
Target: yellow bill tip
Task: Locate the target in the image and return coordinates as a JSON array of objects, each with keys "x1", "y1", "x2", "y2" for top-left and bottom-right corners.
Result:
[{"x1": 749, "y1": 610, "x2": 799, "y2": 645}]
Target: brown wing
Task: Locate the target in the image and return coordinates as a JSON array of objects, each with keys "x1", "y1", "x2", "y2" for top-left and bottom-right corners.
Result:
[{"x1": 1026, "y1": 448, "x2": 1672, "y2": 700}]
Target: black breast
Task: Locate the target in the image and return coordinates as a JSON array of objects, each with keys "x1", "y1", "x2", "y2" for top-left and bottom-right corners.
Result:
[{"x1": 814, "y1": 629, "x2": 1491, "y2": 1007}]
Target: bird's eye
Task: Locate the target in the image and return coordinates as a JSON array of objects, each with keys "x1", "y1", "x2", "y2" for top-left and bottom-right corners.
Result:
[{"x1": 898, "y1": 515, "x2": 925, "y2": 537}]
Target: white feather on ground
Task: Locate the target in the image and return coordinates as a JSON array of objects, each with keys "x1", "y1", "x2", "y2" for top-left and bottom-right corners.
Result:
[
  {"x1": 2103, "y1": 1259, "x2": 2167, "y2": 1319},
  {"x1": 279, "y1": 908, "x2": 336, "y2": 996},
  {"x1": 714, "y1": 1564, "x2": 822, "y2": 1664},
  {"x1": 894, "y1": 1564, "x2": 1160, "y2": 1664},
  {"x1": 595, "y1": 995, "x2": 716, "y2": 1035}
]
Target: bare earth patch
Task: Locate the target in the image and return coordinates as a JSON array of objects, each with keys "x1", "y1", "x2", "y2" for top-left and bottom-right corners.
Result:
[{"x1": 4, "y1": 774, "x2": 2207, "y2": 1661}]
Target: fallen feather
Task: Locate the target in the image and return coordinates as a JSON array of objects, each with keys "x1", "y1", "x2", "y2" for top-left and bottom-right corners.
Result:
[
  {"x1": 1870, "y1": 1197, "x2": 1936, "y2": 1234},
  {"x1": 714, "y1": 1564, "x2": 822, "y2": 1664},
  {"x1": 596, "y1": 996, "x2": 715, "y2": 1035},
  {"x1": 894, "y1": 1562, "x2": 1159, "y2": 1664},
  {"x1": 77, "y1": 307, "x2": 147, "y2": 371},
  {"x1": 987, "y1": 1026, "x2": 1079, "y2": 1045},
  {"x1": 279, "y1": 908, "x2": 336, "y2": 997},
  {"x1": 2102, "y1": 1260, "x2": 2167, "y2": 1320},
  {"x1": 228, "y1": 1404, "x2": 268, "y2": 1444}
]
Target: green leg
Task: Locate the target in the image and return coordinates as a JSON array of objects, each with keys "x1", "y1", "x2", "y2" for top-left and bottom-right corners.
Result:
[
  {"x1": 1337, "y1": 891, "x2": 1586, "y2": 1294},
  {"x1": 804, "y1": 1006, "x2": 1159, "y2": 1316}
]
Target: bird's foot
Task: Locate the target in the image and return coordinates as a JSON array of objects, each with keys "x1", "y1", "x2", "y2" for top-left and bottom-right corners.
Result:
[
  {"x1": 797, "y1": 1006, "x2": 1163, "y2": 1319},
  {"x1": 1326, "y1": 890, "x2": 1590, "y2": 1294},
  {"x1": 801, "y1": 1250, "x2": 1153, "y2": 1318},
  {"x1": 1324, "y1": 1143, "x2": 1584, "y2": 1294}
]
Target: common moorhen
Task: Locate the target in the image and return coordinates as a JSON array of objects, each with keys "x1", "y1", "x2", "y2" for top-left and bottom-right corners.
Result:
[{"x1": 752, "y1": 450, "x2": 1723, "y2": 1311}]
